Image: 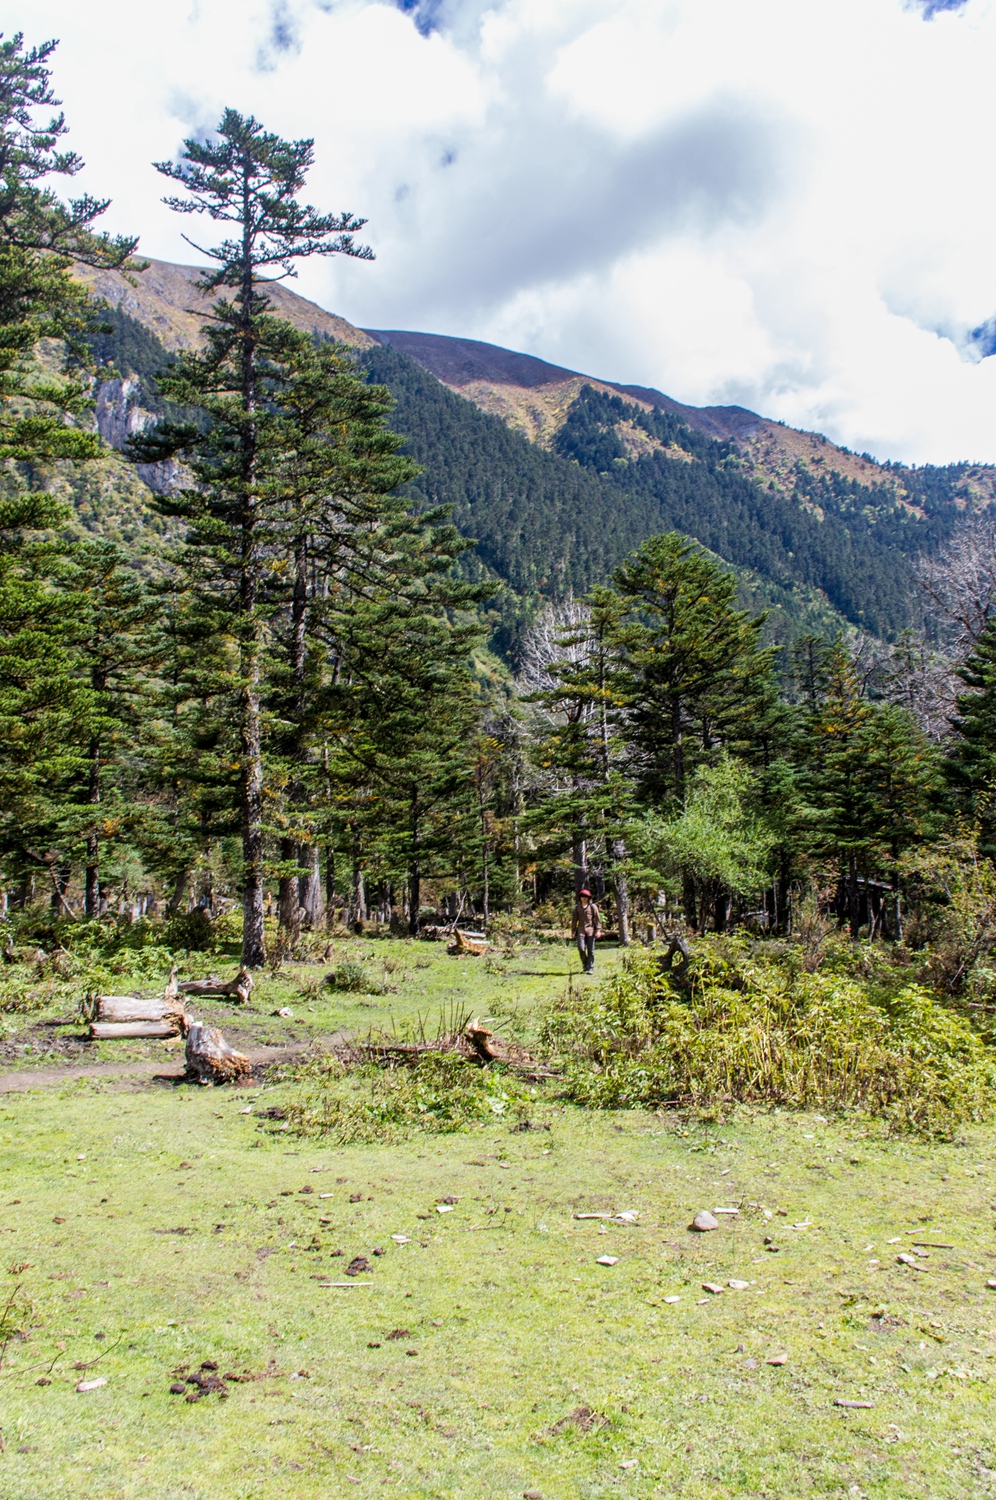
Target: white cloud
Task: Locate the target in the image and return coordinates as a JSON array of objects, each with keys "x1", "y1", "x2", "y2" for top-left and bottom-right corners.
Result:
[{"x1": 19, "y1": 0, "x2": 996, "y2": 462}]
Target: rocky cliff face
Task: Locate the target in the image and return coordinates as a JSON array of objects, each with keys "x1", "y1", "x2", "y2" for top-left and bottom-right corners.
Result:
[{"x1": 92, "y1": 376, "x2": 177, "y2": 494}]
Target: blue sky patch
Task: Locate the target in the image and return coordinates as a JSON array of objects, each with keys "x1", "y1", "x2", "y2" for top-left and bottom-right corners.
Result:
[
  {"x1": 913, "y1": 0, "x2": 969, "y2": 17},
  {"x1": 393, "y1": 0, "x2": 446, "y2": 36}
]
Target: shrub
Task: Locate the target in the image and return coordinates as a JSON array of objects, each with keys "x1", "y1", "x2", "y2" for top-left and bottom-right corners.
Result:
[
  {"x1": 325, "y1": 960, "x2": 374, "y2": 993},
  {"x1": 543, "y1": 938, "x2": 996, "y2": 1137},
  {"x1": 281, "y1": 1051, "x2": 528, "y2": 1143}
]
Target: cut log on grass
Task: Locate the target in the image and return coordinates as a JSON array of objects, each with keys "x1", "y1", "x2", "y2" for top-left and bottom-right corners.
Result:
[
  {"x1": 178, "y1": 967, "x2": 254, "y2": 1004},
  {"x1": 446, "y1": 929, "x2": 489, "y2": 957},
  {"x1": 82, "y1": 977, "x2": 190, "y2": 1038},
  {"x1": 90, "y1": 1021, "x2": 181, "y2": 1039},
  {"x1": 184, "y1": 1021, "x2": 252, "y2": 1085}
]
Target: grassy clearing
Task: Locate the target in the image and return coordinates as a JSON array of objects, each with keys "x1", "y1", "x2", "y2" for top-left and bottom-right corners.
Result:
[
  {"x1": 3, "y1": 1084, "x2": 996, "y2": 1498},
  {"x1": 3, "y1": 934, "x2": 996, "y2": 1497},
  {"x1": 0, "y1": 932, "x2": 590, "y2": 1073}
]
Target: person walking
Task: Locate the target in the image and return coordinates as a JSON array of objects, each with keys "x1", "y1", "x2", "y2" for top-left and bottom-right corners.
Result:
[{"x1": 571, "y1": 888, "x2": 602, "y2": 974}]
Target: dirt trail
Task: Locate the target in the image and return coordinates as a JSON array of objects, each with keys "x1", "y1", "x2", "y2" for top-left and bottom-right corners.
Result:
[{"x1": 0, "y1": 1038, "x2": 335, "y2": 1093}]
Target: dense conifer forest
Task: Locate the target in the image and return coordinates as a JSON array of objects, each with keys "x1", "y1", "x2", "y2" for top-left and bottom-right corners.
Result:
[{"x1": 2, "y1": 28, "x2": 996, "y2": 1014}]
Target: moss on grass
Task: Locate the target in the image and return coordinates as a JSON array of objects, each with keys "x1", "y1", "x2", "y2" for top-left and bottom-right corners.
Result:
[{"x1": 2, "y1": 1086, "x2": 996, "y2": 1497}]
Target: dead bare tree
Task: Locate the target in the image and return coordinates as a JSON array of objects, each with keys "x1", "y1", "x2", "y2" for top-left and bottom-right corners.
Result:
[{"x1": 917, "y1": 510, "x2": 996, "y2": 654}]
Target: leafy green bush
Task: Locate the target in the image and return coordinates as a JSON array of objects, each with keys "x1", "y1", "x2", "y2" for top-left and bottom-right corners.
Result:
[
  {"x1": 164, "y1": 908, "x2": 215, "y2": 952},
  {"x1": 325, "y1": 960, "x2": 375, "y2": 993},
  {"x1": 544, "y1": 939, "x2": 996, "y2": 1137},
  {"x1": 281, "y1": 1051, "x2": 528, "y2": 1143}
]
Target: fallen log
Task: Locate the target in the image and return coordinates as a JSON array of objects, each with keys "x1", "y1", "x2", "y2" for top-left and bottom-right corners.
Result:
[
  {"x1": 184, "y1": 1021, "x2": 252, "y2": 1084},
  {"x1": 447, "y1": 929, "x2": 490, "y2": 956},
  {"x1": 178, "y1": 966, "x2": 254, "y2": 1004},
  {"x1": 83, "y1": 967, "x2": 190, "y2": 1037},
  {"x1": 317, "y1": 1019, "x2": 559, "y2": 1080},
  {"x1": 90, "y1": 1021, "x2": 180, "y2": 1039}
]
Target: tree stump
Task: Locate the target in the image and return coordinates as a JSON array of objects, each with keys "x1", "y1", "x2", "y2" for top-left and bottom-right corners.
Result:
[{"x1": 184, "y1": 1022, "x2": 252, "y2": 1085}]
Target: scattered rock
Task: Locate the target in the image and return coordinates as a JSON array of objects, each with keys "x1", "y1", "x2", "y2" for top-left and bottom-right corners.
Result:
[
  {"x1": 620, "y1": 1460, "x2": 638, "y2": 1470},
  {"x1": 391, "y1": 1235, "x2": 411, "y2": 1245},
  {"x1": 436, "y1": 1204, "x2": 455, "y2": 1214},
  {"x1": 834, "y1": 1399, "x2": 874, "y2": 1409},
  {"x1": 75, "y1": 1377, "x2": 107, "y2": 1392},
  {"x1": 524, "y1": 1491, "x2": 543, "y2": 1499},
  {"x1": 663, "y1": 1295, "x2": 680, "y2": 1304},
  {"x1": 596, "y1": 1255, "x2": 619, "y2": 1266},
  {"x1": 986, "y1": 1279, "x2": 996, "y2": 1290},
  {"x1": 728, "y1": 1279, "x2": 750, "y2": 1291},
  {"x1": 406, "y1": 1349, "x2": 418, "y2": 1357},
  {"x1": 702, "y1": 1283, "x2": 724, "y2": 1295},
  {"x1": 897, "y1": 1253, "x2": 923, "y2": 1269},
  {"x1": 744, "y1": 1358, "x2": 758, "y2": 1370},
  {"x1": 690, "y1": 1211, "x2": 719, "y2": 1232},
  {"x1": 766, "y1": 1354, "x2": 788, "y2": 1366}
]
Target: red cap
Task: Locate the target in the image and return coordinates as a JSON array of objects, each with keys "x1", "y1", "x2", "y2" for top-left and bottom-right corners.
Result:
[{"x1": 579, "y1": 888, "x2": 591, "y2": 897}]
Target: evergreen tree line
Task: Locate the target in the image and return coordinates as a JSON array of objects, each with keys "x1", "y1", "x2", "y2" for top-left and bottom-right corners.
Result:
[{"x1": 3, "y1": 35, "x2": 996, "y2": 968}]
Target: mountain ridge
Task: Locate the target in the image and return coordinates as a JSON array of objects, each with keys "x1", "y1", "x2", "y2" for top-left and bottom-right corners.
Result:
[{"x1": 66, "y1": 257, "x2": 996, "y2": 659}]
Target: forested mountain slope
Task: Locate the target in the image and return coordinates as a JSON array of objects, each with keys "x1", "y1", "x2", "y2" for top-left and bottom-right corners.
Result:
[{"x1": 71, "y1": 260, "x2": 996, "y2": 661}]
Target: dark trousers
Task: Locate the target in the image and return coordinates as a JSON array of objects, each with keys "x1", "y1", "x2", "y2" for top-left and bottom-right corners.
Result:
[{"x1": 577, "y1": 933, "x2": 595, "y2": 972}]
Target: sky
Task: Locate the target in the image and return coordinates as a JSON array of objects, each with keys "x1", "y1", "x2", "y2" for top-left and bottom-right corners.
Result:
[{"x1": 19, "y1": 0, "x2": 996, "y2": 465}]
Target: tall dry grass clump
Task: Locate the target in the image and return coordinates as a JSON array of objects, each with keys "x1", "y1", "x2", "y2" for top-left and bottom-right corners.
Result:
[{"x1": 544, "y1": 939, "x2": 996, "y2": 1136}]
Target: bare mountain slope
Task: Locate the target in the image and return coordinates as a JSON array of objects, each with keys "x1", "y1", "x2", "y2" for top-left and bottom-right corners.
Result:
[
  {"x1": 365, "y1": 328, "x2": 996, "y2": 512},
  {"x1": 76, "y1": 257, "x2": 373, "y2": 353}
]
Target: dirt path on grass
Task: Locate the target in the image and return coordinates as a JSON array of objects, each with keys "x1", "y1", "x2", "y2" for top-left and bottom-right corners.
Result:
[{"x1": 0, "y1": 1036, "x2": 345, "y2": 1092}]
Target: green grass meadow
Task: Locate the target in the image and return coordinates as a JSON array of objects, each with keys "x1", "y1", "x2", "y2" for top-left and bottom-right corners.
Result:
[{"x1": 2, "y1": 937, "x2": 996, "y2": 1498}]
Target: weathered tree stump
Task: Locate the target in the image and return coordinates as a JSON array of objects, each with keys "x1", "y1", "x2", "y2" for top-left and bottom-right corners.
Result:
[
  {"x1": 184, "y1": 1021, "x2": 252, "y2": 1085},
  {"x1": 178, "y1": 966, "x2": 254, "y2": 1004}
]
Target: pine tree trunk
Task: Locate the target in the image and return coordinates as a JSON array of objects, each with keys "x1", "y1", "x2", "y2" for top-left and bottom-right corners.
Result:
[
  {"x1": 847, "y1": 855, "x2": 861, "y2": 938},
  {"x1": 299, "y1": 843, "x2": 323, "y2": 927},
  {"x1": 572, "y1": 839, "x2": 588, "y2": 894},
  {"x1": 611, "y1": 836, "x2": 631, "y2": 946},
  {"x1": 237, "y1": 191, "x2": 266, "y2": 971},
  {"x1": 239, "y1": 668, "x2": 266, "y2": 967},
  {"x1": 324, "y1": 844, "x2": 336, "y2": 928},
  {"x1": 166, "y1": 871, "x2": 189, "y2": 917},
  {"x1": 278, "y1": 836, "x2": 301, "y2": 950},
  {"x1": 408, "y1": 793, "x2": 421, "y2": 937},
  {"x1": 84, "y1": 737, "x2": 100, "y2": 919}
]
